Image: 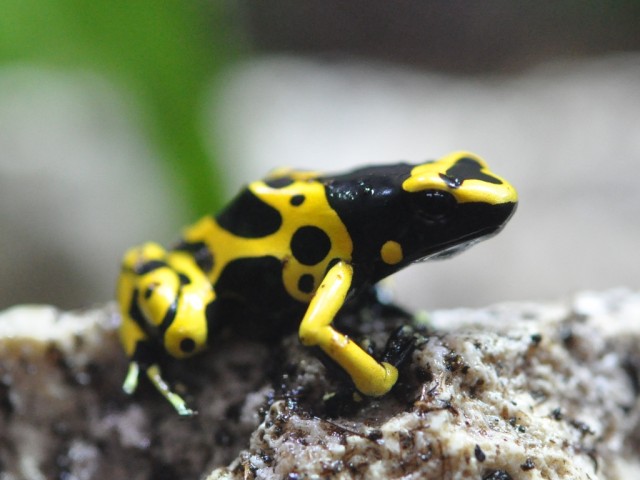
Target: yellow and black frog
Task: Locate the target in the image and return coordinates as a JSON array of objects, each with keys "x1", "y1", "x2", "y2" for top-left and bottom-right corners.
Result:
[{"x1": 117, "y1": 151, "x2": 518, "y2": 415}]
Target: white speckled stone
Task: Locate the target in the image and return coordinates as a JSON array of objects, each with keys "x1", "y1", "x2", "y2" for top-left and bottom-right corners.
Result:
[
  {"x1": 209, "y1": 290, "x2": 640, "y2": 479},
  {"x1": 2, "y1": 290, "x2": 640, "y2": 479}
]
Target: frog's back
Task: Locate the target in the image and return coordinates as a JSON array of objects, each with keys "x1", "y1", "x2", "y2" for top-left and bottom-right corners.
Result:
[{"x1": 177, "y1": 171, "x2": 353, "y2": 315}]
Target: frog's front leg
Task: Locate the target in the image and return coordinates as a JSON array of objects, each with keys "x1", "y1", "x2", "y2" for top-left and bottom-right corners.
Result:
[{"x1": 298, "y1": 261, "x2": 398, "y2": 396}]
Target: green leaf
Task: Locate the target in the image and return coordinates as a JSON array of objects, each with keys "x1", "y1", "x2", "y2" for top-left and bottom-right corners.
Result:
[{"x1": 0, "y1": 0, "x2": 243, "y2": 216}]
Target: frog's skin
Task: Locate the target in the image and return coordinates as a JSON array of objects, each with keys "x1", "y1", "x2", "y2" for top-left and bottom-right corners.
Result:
[{"x1": 117, "y1": 151, "x2": 518, "y2": 415}]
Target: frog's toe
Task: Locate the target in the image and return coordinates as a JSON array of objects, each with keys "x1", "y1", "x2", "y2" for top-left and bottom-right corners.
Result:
[{"x1": 382, "y1": 325, "x2": 417, "y2": 368}]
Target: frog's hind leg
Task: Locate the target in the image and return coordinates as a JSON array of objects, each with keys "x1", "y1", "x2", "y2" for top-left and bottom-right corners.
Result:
[{"x1": 298, "y1": 260, "x2": 398, "y2": 397}]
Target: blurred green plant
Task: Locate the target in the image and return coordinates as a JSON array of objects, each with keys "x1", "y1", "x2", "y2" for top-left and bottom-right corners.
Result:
[{"x1": 0, "y1": 0, "x2": 242, "y2": 216}]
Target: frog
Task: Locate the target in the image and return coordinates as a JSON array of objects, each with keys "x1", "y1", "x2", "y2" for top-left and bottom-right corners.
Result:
[{"x1": 117, "y1": 151, "x2": 518, "y2": 415}]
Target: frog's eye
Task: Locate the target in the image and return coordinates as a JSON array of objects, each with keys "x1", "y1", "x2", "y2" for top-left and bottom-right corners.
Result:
[{"x1": 412, "y1": 190, "x2": 456, "y2": 223}]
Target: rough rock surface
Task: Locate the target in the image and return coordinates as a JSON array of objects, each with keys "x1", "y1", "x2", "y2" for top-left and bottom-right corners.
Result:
[{"x1": 1, "y1": 290, "x2": 640, "y2": 479}]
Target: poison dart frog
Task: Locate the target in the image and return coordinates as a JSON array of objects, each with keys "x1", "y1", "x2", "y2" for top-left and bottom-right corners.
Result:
[{"x1": 117, "y1": 151, "x2": 517, "y2": 415}]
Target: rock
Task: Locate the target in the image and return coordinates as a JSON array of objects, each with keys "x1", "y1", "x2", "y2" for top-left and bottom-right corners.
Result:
[{"x1": 1, "y1": 290, "x2": 640, "y2": 479}]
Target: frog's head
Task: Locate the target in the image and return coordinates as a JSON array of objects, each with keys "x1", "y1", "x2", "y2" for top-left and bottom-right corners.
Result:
[
  {"x1": 399, "y1": 151, "x2": 518, "y2": 262},
  {"x1": 118, "y1": 242, "x2": 215, "y2": 363}
]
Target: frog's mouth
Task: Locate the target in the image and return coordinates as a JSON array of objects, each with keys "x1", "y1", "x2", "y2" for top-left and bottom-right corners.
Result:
[
  {"x1": 414, "y1": 200, "x2": 517, "y2": 262},
  {"x1": 425, "y1": 227, "x2": 502, "y2": 261}
]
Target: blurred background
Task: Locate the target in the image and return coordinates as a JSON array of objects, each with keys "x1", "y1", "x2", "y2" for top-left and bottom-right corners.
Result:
[{"x1": 1, "y1": 1, "x2": 639, "y2": 311}]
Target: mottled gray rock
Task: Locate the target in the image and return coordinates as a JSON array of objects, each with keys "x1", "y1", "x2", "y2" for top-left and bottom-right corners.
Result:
[{"x1": 2, "y1": 290, "x2": 640, "y2": 479}]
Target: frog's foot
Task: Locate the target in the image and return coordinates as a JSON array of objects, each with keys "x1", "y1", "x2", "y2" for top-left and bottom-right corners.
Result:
[
  {"x1": 122, "y1": 361, "x2": 196, "y2": 416},
  {"x1": 122, "y1": 361, "x2": 142, "y2": 395},
  {"x1": 382, "y1": 325, "x2": 417, "y2": 369}
]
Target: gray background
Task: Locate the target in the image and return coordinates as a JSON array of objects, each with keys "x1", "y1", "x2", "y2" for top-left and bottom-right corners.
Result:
[{"x1": 1, "y1": 3, "x2": 639, "y2": 310}]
